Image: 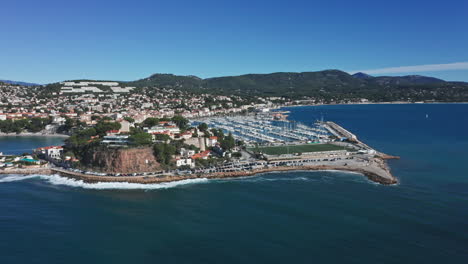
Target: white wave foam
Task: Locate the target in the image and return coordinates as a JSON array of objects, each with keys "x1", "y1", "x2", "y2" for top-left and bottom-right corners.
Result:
[
  {"x1": 0, "y1": 174, "x2": 40, "y2": 183},
  {"x1": 45, "y1": 175, "x2": 209, "y2": 190},
  {"x1": 216, "y1": 175, "x2": 312, "y2": 183},
  {"x1": 0, "y1": 174, "x2": 209, "y2": 190}
]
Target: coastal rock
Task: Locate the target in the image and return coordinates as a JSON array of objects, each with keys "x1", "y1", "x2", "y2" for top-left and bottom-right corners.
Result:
[{"x1": 83, "y1": 147, "x2": 161, "y2": 173}]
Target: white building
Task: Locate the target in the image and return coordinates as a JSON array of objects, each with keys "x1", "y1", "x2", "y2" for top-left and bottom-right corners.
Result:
[
  {"x1": 207, "y1": 136, "x2": 218, "y2": 147},
  {"x1": 145, "y1": 125, "x2": 180, "y2": 134},
  {"x1": 52, "y1": 116, "x2": 66, "y2": 125},
  {"x1": 176, "y1": 158, "x2": 194, "y2": 168},
  {"x1": 101, "y1": 135, "x2": 129, "y2": 146},
  {"x1": 119, "y1": 120, "x2": 131, "y2": 133},
  {"x1": 35, "y1": 146, "x2": 63, "y2": 160},
  {"x1": 110, "y1": 87, "x2": 135, "y2": 93},
  {"x1": 179, "y1": 131, "x2": 193, "y2": 140},
  {"x1": 61, "y1": 81, "x2": 120, "y2": 86}
]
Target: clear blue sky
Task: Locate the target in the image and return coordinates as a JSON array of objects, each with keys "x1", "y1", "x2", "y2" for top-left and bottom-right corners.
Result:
[{"x1": 1, "y1": 0, "x2": 468, "y2": 84}]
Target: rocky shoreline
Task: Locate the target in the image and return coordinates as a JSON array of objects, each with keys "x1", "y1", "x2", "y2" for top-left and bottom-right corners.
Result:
[
  {"x1": 61, "y1": 162, "x2": 396, "y2": 185},
  {"x1": 1, "y1": 157, "x2": 397, "y2": 185}
]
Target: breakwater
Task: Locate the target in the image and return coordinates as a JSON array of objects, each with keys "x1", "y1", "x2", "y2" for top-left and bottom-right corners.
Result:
[{"x1": 47, "y1": 157, "x2": 396, "y2": 185}]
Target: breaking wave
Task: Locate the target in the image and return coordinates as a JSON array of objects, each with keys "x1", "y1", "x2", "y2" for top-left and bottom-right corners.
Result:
[
  {"x1": 0, "y1": 174, "x2": 40, "y2": 183},
  {"x1": 225, "y1": 176, "x2": 312, "y2": 183},
  {"x1": 0, "y1": 169, "x2": 376, "y2": 190},
  {"x1": 0, "y1": 174, "x2": 209, "y2": 190}
]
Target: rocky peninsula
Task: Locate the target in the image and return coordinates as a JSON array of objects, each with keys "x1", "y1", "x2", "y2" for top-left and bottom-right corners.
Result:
[{"x1": 1, "y1": 154, "x2": 398, "y2": 185}]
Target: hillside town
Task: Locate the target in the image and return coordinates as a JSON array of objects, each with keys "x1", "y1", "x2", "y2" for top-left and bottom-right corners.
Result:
[
  {"x1": 0, "y1": 80, "x2": 398, "y2": 185},
  {"x1": 0, "y1": 81, "x2": 291, "y2": 129}
]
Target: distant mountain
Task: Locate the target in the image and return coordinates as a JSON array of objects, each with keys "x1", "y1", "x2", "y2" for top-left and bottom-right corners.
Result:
[
  {"x1": 132, "y1": 74, "x2": 202, "y2": 89},
  {"x1": 353, "y1": 72, "x2": 445, "y2": 84},
  {"x1": 372, "y1": 75, "x2": 445, "y2": 85},
  {"x1": 129, "y1": 70, "x2": 368, "y2": 96},
  {"x1": 127, "y1": 70, "x2": 468, "y2": 93},
  {"x1": 0, "y1": 79, "x2": 41, "y2": 86},
  {"x1": 352, "y1": 72, "x2": 373, "y2": 79},
  {"x1": 40, "y1": 69, "x2": 468, "y2": 102}
]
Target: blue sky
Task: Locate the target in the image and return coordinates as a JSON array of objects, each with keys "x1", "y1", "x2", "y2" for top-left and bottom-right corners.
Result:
[{"x1": 1, "y1": 0, "x2": 468, "y2": 84}]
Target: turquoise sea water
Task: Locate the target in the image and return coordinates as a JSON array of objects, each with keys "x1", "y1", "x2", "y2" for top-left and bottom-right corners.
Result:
[{"x1": 1, "y1": 104, "x2": 467, "y2": 263}]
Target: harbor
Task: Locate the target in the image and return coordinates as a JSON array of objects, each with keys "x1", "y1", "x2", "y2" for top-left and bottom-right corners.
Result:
[
  {"x1": 1, "y1": 113, "x2": 399, "y2": 185},
  {"x1": 192, "y1": 113, "x2": 332, "y2": 145}
]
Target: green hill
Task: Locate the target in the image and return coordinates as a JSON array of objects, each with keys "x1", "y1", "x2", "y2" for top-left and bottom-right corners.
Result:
[
  {"x1": 128, "y1": 70, "x2": 468, "y2": 102},
  {"x1": 37, "y1": 70, "x2": 468, "y2": 102}
]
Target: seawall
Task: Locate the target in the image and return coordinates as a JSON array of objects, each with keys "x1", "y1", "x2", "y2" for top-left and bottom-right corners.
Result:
[
  {"x1": 49, "y1": 160, "x2": 397, "y2": 185},
  {"x1": 0, "y1": 168, "x2": 52, "y2": 175}
]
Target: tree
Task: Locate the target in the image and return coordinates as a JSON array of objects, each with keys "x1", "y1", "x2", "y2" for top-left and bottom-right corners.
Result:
[
  {"x1": 143, "y1": 117, "x2": 159, "y2": 127},
  {"x1": 171, "y1": 115, "x2": 189, "y2": 130},
  {"x1": 153, "y1": 143, "x2": 176, "y2": 165},
  {"x1": 153, "y1": 134, "x2": 171, "y2": 142},
  {"x1": 95, "y1": 121, "x2": 121, "y2": 136},
  {"x1": 197, "y1": 123, "x2": 208, "y2": 132},
  {"x1": 124, "y1": 117, "x2": 135, "y2": 123},
  {"x1": 27, "y1": 117, "x2": 48, "y2": 132},
  {"x1": 221, "y1": 132, "x2": 235, "y2": 150},
  {"x1": 231, "y1": 152, "x2": 242, "y2": 158},
  {"x1": 77, "y1": 128, "x2": 97, "y2": 138},
  {"x1": 129, "y1": 132, "x2": 152, "y2": 146},
  {"x1": 63, "y1": 117, "x2": 75, "y2": 132}
]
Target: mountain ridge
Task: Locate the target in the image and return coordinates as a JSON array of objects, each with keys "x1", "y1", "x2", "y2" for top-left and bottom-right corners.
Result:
[
  {"x1": 0, "y1": 79, "x2": 42, "y2": 86},
  {"x1": 21, "y1": 69, "x2": 468, "y2": 102}
]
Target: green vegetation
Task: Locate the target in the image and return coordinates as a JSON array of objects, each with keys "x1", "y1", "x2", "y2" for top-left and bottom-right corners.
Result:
[
  {"x1": 64, "y1": 128, "x2": 99, "y2": 160},
  {"x1": 126, "y1": 70, "x2": 468, "y2": 102},
  {"x1": 123, "y1": 117, "x2": 135, "y2": 123},
  {"x1": 58, "y1": 117, "x2": 86, "y2": 133},
  {"x1": 197, "y1": 123, "x2": 208, "y2": 132},
  {"x1": 153, "y1": 143, "x2": 176, "y2": 166},
  {"x1": 195, "y1": 157, "x2": 228, "y2": 168},
  {"x1": 0, "y1": 117, "x2": 52, "y2": 133},
  {"x1": 171, "y1": 115, "x2": 189, "y2": 130},
  {"x1": 94, "y1": 120, "x2": 121, "y2": 136},
  {"x1": 142, "y1": 116, "x2": 189, "y2": 130},
  {"x1": 248, "y1": 144, "x2": 347, "y2": 155},
  {"x1": 220, "y1": 132, "x2": 235, "y2": 151},
  {"x1": 143, "y1": 117, "x2": 159, "y2": 127},
  {"x1": 129, "y1": 132, "x2": 152, "y2": 146}
]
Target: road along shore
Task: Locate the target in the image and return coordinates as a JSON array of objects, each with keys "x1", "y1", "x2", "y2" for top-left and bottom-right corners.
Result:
[
  {"x1": 42, "y1": 157, "x2": 396, "y2": 185},
  {"x1": 1, "y1": 157, "x2": 397, "y2": 185}
]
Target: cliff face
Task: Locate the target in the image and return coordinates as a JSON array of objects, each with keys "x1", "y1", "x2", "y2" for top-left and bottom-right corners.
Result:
[{"x1": 84, "y1": 147, "x2": 161, "y2": 173}]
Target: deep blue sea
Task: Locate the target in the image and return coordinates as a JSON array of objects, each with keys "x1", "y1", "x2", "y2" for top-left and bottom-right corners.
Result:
[
  {"x1": 0, "y1": 136, "x2": 65, "y2": 155},
  {"x1": 1, "y1": 104, "x2": 467, "y2": 264}
]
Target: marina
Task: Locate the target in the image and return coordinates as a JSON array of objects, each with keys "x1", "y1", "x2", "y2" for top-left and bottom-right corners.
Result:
[{"x1": 192, "y1": 113, "x2": 332, "y2": 145}]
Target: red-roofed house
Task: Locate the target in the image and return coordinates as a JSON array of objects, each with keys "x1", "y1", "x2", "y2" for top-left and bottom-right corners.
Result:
[
  {"x1": 179, "y1": 131, "x2": 192, "y2": 140},
  {"x1": 152, "y1": 131, "x2": 174, "y2": 140},
  {"x1": 35, "y1": 146, "x2": 63, "y2": 160},
  {"x1": 191, "y1": 150, "x2": 211, "y2": 160},
  {"x1": 106, "y1": 130, "x2": 120, "y2": 136}
]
